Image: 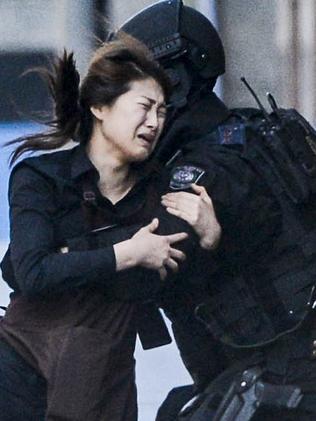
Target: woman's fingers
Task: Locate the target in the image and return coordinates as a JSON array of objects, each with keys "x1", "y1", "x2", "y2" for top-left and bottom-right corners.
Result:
[
  {"x1": 162, "y1": 192, "x2": 200, "y2": 214},
  {"x1": 146, "y1": 218, "x2": 159, "y2": 233},
  {"x1": 162, "y1": 185, "x2": 212, "y2": 207},
  {"x1": 162, "y1": 192, "x2": 197, "y2": 206},
  {"x1": 190, "y1": 183, "x2": 204, "y2": 193},
  {"x1": 162, "y1": 198, "x2": 194, "y2": 212},
  {"x1": 170, "y1": 247, "x2": 186, "y2": 261},
  {"x1": 165, "y1": 206, "x2": 192, "y2": 225},
  {"x1": 158, "y1": 253, "x2": 185, "y2": 279},
  {"x1": 191, "y1": 184, "x2": 212, "y2": 203},
  {"x1": 164, "y1": 258, "x2": 179, "y2": 272},
  {"x1": 162, "y1": 197, "x2": 199, "y2": 223},
  {"x1": 166, "y1": 232, "x2": 188, "y2": 244},
  {"x1": 159, "y1": 267, "x2": 167, "y2": 280},
  {"x1": 162, "y1": 186, "x2": 215, "y2": 225}
]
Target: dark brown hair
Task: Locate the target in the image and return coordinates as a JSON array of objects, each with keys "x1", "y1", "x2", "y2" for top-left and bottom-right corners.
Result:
[{"x1": 8, "y1": 34, "x2": 171, "y2": 164}]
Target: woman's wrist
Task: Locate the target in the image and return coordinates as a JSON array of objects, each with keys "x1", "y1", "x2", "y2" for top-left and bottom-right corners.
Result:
[
  {"x1": 113, "y1": 239, "x2": 139, "y2": 271},
  {"x1": 199, "y1": 226, "x2": 221, "y2": 251}
]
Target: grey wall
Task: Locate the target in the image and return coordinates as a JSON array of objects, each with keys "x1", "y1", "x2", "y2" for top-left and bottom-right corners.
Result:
[
  {"x1": 217, "y1": 0, "x2": 316, "y2": 124},
  {"x1": 217, "y1": 0, "x2": 283, "y2": 109},
  {"x1": 0, "y1": 0, "x2": 94, "y2": 74},
  {"x1": 109, "y1": 0, "x2": 155, "y2": 27}
]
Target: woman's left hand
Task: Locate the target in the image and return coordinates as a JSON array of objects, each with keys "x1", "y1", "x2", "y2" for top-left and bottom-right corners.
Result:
[{"x1": 161, "y1": 184, "x2": 221, "y2": 250}]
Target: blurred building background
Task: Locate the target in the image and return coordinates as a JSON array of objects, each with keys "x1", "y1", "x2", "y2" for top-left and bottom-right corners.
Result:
[
  {"x1": 1, "y1": 1, "x2": 316, "y2": 420},
  {"x1": 2, "y1": 0, "x2": 316, "y2": 121}
]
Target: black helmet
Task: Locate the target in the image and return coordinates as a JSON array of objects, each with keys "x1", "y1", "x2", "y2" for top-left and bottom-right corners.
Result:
[{"x1": 119, "y1": 0, "x2": 225, "y2": 80}]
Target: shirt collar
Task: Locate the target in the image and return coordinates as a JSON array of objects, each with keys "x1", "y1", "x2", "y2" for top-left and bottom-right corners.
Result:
[
  {"x1": 70, "y1": 143, "x2": 159, "y2": 185},
  {"x1": 70, "y1": 144, "x2": 98, "y2": 180}
]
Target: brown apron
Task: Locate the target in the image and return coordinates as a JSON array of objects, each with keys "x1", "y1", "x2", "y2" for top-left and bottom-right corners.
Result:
[{"x1": 0, "y1": 289, "x2": 139, "y2": 421}]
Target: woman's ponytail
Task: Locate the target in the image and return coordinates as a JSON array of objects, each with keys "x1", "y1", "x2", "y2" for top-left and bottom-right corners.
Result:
[
  {"x1": 7, "y1": 50, "x2": 82, "y2": 165},
  {"x1": 49, "y1": 50, "x2": 81, "y2": 137}
]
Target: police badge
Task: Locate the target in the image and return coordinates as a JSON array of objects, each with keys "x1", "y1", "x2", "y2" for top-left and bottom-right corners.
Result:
[{"x1": 169, "y1": 165, "x2": 205, "y2": 190}]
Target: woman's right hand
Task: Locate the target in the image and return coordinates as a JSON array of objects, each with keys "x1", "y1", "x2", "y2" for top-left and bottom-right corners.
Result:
[{"x1": 131, "y1": 218, "x2": 187, "y2": 280}]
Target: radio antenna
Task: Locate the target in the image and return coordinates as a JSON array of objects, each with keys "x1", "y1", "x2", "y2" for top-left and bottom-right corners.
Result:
[
  {"x1": 241, "y1": 77, "x2": 271, "y2": 120},
  {"x1": 266, "y1": 92, "x2": 278, "y2": 112}
]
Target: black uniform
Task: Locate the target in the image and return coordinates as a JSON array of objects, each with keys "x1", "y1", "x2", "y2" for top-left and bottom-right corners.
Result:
[
  {"x1": 112, "y1": 0, "x2": 316, "y2": 417},
  {"x1": 155, "y1": 94, "x2": 316, "y2": 420}
]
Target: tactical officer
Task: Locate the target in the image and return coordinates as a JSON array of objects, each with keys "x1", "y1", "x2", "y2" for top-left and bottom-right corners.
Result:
[
  {"x1": 74, "y1": 0, "x2": 282, "y2": 402},
  {"x1": 118, "y1": 1, "x2": 316, "y2": 420}
]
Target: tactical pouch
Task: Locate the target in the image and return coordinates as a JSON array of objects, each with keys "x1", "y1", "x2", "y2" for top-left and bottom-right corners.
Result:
[
  {"x1": 241, "y1": 108, "x2": 316, "y2": 205},
  {"x1": 194, "y1": 268, "x2": 316, "y2": 349},
  {"x1": 206, "y1": 103, "x2": 316, "y2": 348},
  {"x1": 194, "y1": 275, "x2": 276, "y2": 348}
]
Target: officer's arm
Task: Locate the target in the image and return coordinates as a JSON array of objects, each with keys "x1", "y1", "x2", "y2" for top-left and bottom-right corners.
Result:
[
  {"x1": 139, "y1": 133, "x2": 281, "y2": 277},
  {"x1": 177, "y1": 139, "x2": 281, "y2": 265}
]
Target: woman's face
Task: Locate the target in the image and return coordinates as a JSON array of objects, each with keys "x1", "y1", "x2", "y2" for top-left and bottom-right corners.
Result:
[{"x1": 91, "y1": 77, "x2": 167, "y2": 164}]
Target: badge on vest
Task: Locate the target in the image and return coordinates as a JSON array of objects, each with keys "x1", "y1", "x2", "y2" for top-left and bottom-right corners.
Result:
[
  {"x1": 218, "y1": 123, "x2": 246, "y2": 145},
  {"x1": 169, "y1": 165, "x2": 205, "y2": 190}
]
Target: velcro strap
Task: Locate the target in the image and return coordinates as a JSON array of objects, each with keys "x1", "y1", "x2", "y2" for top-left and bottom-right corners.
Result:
[{"x1": 136, "y1": 303, "x2": 171, "y2": 350}]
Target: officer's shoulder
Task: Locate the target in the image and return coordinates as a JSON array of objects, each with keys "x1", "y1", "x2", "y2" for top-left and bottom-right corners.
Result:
[
  {"x1": 186, "y1": 107, "x2": 264, "y2": 151},
  {"x1": 213, "y1": 109, "x2": 260, "y2": 147}
]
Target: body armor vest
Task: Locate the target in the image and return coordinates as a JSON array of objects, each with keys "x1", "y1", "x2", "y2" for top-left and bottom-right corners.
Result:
[{"x1": 197, "y1": 106, "x2": 316, "y2": 348}]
